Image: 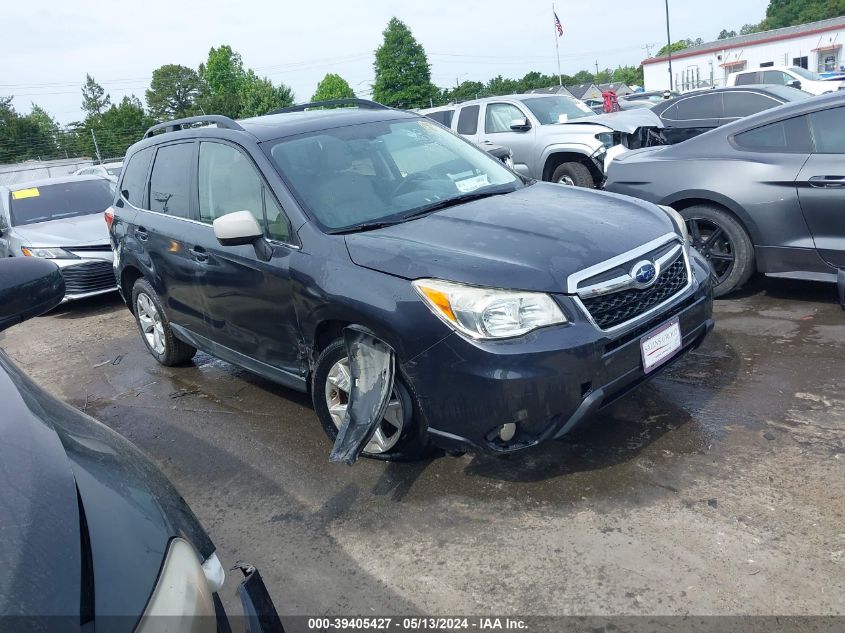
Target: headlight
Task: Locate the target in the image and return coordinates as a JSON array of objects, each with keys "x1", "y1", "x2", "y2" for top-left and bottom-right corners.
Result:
[
  {"x1": 595, "y1": 132, "x2": 615, "y2": 149},
  {"x1": 413, "y1": 279, "x2": 567, "y2": 339},
  {"x1": 659, "y1": 205, "x2": 690, "y2": 245},
  {"x1": 21, "y1": 246, "x2": 79, "y2": 259},
  {"x1": 135, "y1": 539, "x2": 218, "y2": 633}
]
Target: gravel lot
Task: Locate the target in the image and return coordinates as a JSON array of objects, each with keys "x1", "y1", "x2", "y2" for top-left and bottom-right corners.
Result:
[{"x1": 2, "y1": 277, "x2": 843, "y2": 625}]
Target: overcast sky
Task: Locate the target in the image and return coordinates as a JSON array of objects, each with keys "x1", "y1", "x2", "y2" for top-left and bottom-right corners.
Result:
[{"x1": 4, "y1": 0, "x2": 769, "y2": 125}]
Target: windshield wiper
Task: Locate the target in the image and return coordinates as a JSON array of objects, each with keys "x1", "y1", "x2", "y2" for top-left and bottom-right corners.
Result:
[
  {"x1": 328, "y1": 219, "x2": 405, "y2": 235},
  {"x1": 400, "y1": 187, "x2": 516, "y2": 221}
]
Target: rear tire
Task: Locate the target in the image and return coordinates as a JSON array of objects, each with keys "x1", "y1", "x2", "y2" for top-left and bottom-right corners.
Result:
[
  {"x1": 679, "y1": 204, "x2": 754, "y2": 297},
  {"x1": 131, "y1": 278, "x2": 197, "y2": 366},
  {"x1": 551, "y1": 162, "x2": 595, "y2": 188},
  {"x1": 312, "y1": 339, "x2": 429, "y2": 462}
]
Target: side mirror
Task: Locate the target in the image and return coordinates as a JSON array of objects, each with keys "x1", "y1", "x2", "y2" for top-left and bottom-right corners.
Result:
[
  {"x1": 213, "y1": 211, "x2": 264, "y2": 247},
  {"x1": 509, "y1": 117, "x2": 532, "y2": 131},
  {"x1": 787, "y1": 79, "x2": 802, "y2": 89},
  {"x1": 0, "y1": 258, "x2": 65, "y2": 332}
]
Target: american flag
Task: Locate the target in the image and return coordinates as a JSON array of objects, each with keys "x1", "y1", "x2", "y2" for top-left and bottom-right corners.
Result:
[{"x1": 554, "y1": 11, "x2": 563, "y2": 37}]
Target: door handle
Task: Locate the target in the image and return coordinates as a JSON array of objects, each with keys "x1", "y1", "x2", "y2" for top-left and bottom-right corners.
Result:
[
  {"x1": 189, "y1": 246, "x2": 208, "y2": 262},
  {"x1": 135, "y1": 227, "x2": 148, "y2": 241},
  {"x1": 808, "y1": 176, "x2": 845, "y2": 188}
]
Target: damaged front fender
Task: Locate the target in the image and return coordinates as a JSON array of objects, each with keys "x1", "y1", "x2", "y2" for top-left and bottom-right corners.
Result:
[{"x1": 328, "y1": 326, "x2": 395, "y2": 465}]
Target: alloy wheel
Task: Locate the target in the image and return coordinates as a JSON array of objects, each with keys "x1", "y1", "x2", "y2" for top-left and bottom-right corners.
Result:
[
  {"x1": 136, "y1": 293, "x2": 166, "y2": 355},
  {"x1": 324, "y1": 358, "x2": 404, "y2": 454},
  {"x1": 686, "y1": 217, "x2": 735, "y2": 285},
  {"x1": 557, "y1": 175, "x2": 575, "y2": 186}
]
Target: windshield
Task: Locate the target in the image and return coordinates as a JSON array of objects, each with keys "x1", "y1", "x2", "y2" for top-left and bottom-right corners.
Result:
[
  {"x1": 520, "y1": 96, "x2": 594, "y2": 124},
  {"x1": 9, "y1": 179, "x2": 114, "y2": 227},
  {"x1": 790, "y1": 67, "x2": 822, "y2": 81},
  {"x1": 267, "y1": 118, "x2": 520, "y2": 231}
]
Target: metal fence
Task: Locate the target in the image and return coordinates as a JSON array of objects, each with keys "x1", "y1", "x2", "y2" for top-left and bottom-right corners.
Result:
[{"x1": 0, "y1": 157, "x2": 123, "y2": 187}]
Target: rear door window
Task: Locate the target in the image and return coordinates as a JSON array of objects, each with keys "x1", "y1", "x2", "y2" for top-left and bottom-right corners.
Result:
[
  {"x1": 762, "y1": 70, "x2": 791, "y2": 85},
  {"x1": 456, "y1": 105, "x2": 480, "y2": 135},
  {"x1": 148, "y1": 143, "x2": 194, "y2": 218},
  {"x1": 734, "y1": 116, "x2": 812, "y2": 153},
  {"x1": 120, "y1": 147, "x2": 154, "y2": 208},
  {"x1": 722, "y1": 92, "x2": 781, "y2": 118},
  {"x1": 10, "y1": 179, "x2": 114, "y2": 227},
  {"x1": 808, "y1": 107, "x2": 845, "y2": 153}
]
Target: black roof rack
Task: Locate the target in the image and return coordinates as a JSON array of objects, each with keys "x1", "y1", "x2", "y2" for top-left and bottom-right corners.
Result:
[
  {"x1": 143, "y1": 115, "x2": 245, "y2": 139},
  {"x1": 268, "y1": 98, "x2": 390, "y2": 115}
]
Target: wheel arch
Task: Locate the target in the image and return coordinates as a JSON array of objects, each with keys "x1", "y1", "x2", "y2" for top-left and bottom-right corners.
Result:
[
  {"x1": 120, "y1": 265, "x2": 144, "y2": 314},
  {"x1": 662, "y1": 191, "x2": 760, "y2": 246},
  {"x1": 541, "y1": 149, "x2": 602, "y2": 184}
]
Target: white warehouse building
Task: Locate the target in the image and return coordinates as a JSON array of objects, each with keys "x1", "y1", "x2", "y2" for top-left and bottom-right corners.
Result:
[{"x1": 643, "y1": 16, "x2": 845, "y2": 92}]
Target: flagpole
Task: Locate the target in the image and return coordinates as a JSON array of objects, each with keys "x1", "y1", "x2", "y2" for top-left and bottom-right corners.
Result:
[{"x1": 553, "y1": 3, "x2": 562, "y2": 85}]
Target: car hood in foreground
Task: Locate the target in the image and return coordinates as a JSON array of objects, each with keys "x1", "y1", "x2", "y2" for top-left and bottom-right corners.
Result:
[
  {"x1": 12, "y1": 213, "x2": 110, "y2": 248},
  {"x1": 345, "y1": 182, "x2": 674, "y2": 292},
  {"x1": 0, "y1": 350, "x2": 214, "y2": 627}
]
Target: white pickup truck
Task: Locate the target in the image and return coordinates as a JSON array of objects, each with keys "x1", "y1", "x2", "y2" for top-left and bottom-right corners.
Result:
[{"x1": 727, "y1": 66, "x2": 844, "y2": 95}]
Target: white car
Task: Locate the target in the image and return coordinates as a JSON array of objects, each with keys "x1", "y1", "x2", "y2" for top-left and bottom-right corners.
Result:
[
  {"x1": 73, "y1": 161, "x2": 123, "y2": 182},
  {"x1": 727, "y1": 66, "x2": 843, "y2": 95}
]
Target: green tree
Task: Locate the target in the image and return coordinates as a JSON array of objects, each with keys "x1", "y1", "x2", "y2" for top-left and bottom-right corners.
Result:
[
  {"x1": 0, "y1": 98, "x2": 62, "y2": 162},
  {"x1": 199, "y1": 44, "x2": 246, "y2": 118},
  {"x1": 611, "y1": 65, "x2": 644, "y2": 86},
  {"x1": 760, "y1": 0, "x2": 845, "y2": 30},
  {"x1": 240, "y1": 70, "x2": 295, "y2": 117},
  {"x1": 146, "y1": 64, "x2": 203, "y2": 120},
  {"x1": 373, "y1": 17, "x2": 438, "y2": 108},
  {"x1": 718, "y1": 29, "x2": 738, "y2": 39},
  {"x1": 312, "y1": 73, "x2": 356, "y2": 102},
  {"x1": 486, "y1": 75, "x2": 520, "y2": 96},
  {"x1": 657, "y1": 38, "x2": 703, "y2": 56},
  {"x1": 448, "y1": 80, "x2": 486, "y2": 102},
  {"x1": 572, "y1": 70, "x2": 595, "y2": 83},
  {"x1": 81, "y1": 74, "x2": 110, "y2": 119},
  {"x1": 739, "y1": 23, "x2": 761, "y2": 34},
  {"x1": 75, "y1": 96, "x2": 154, "y2": 160}
]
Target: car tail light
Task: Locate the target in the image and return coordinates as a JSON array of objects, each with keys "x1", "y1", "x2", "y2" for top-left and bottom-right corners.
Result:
[{"x1": 104, "y1": 206, "x2": 115, "y2": 230}]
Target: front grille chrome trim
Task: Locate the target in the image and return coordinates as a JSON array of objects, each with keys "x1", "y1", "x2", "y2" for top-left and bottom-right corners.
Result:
[
  {"x1": 577, "y1": 244, "x2": 683, "y2": 299},
  {"x1": 568, "y1": 236, "x2": 695, "y2": 336}
]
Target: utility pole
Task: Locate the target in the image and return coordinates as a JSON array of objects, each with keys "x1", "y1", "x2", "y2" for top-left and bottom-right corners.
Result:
[
  {"x1": 595, "y1": 60, "x2": 600, "y2": 76},
  {"x1": 665, "y1": 0, "x2": 674, "y2": 90},
  {"x1": 90, "y1": 129, "x2": 102, "y2": 164}
]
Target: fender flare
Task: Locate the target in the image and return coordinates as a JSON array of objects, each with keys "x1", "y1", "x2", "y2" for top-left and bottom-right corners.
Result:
[{"x1": 660, "y1": 189, "x2": 761, "y2": 245}]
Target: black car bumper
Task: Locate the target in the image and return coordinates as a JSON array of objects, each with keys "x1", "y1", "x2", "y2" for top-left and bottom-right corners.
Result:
[{"x1": 403, "y1": 254, "x2": 713, "y2": 455}]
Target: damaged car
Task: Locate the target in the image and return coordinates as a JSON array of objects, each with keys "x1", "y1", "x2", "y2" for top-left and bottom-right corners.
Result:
[
  {"x1": 0, "y1": 257, "x2": 284, "y2": 631},
  {"x1": 421, "y1": 95, "x2": 666, "y2": 188},
  {"x1": 110, "y1": 100, "x2": 714, "y2": 463}
]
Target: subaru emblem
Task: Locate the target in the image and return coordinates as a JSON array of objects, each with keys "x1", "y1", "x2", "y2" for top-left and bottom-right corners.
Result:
[{"x1": 632, "y1": 260, "x2": 657, "y2": 287}]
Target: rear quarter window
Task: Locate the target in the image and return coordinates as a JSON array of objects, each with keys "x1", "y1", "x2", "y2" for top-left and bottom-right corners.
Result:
[
  {"x1": 120, "y1": 147, "x2": 154, "y2": 208},
  {"x1": 733, "y1": 115, "x2": 812, "y2": 153}
]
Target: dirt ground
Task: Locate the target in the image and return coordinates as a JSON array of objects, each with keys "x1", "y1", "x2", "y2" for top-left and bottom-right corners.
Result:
[{"x1": 1, "y1": 276, "x2": 843, "y2": 624}]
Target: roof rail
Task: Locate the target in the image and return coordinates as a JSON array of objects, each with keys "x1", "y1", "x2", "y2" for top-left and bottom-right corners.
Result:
[
  {"x1": 268, "y1": 98, "x2": 390, "y2": 115},
  {"x1": 143, "y1": 115, "x2": 245, "y2": 139}
]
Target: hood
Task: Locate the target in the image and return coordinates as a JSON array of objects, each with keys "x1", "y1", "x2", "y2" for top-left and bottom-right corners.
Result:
[
  {"x1": 344, "y1": 182, "x2": 674, "y2": 293},
  {"x1": 0, "y1": 350, "x2": 213, "y2": 626},
  {"x1": 563, "y1": 109, "x2": 664, "y2": 133},
  {"x1": 12, "y1": 212, "x2": 109, "y2": 247}
]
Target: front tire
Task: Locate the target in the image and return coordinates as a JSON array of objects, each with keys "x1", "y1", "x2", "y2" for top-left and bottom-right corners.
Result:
[
  {"x1": 679, "y1": 204, "x2": 754, "y2": 297},
  {"x1": 311, "y1": 339, "x2": 429, "y2": 461},
  {"x1": 131, "y1": 279, "x2": 197, "y2": 366},
  {"x1": 551, "y1": 162, "x2": 595, "y2": 188}
]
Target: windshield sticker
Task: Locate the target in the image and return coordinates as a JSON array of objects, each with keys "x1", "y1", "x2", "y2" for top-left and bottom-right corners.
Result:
[
  {"x1": 12, "y1": 188, "x2": 40, "y2": 200},
  {"x1": 557, "y1": 113, "x2": 569, "y2": 123},
  {"x1": 455, "y1": 174, "x2": 490, "y2": 193}
]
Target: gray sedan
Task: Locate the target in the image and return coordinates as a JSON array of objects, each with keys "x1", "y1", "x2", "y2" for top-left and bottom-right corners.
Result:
[
  {"x1": 0, "y1": 176, "x2": 117, "y2": 301},
  {"x1": 605, "y1": 91, "x2": 845, "y2": 300}
]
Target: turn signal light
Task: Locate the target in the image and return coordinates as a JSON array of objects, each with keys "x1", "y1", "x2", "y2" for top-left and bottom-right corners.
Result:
[{"x1": 104, "y1": 206, "x2": 115, "y2": 230}]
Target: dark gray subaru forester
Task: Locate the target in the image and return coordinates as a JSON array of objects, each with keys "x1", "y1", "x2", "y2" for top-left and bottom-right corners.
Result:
[{"x1": 110, "y1": 99, "x2": 714, "y2": 463}]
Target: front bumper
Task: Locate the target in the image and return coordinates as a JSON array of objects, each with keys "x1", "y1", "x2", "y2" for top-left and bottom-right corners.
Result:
[
  {"x1": 403, "y1": 251, "x2": 713, "y2": 454},
  {"x1": 51, "y1": 255, "x2": 118, "y2": 302}
]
